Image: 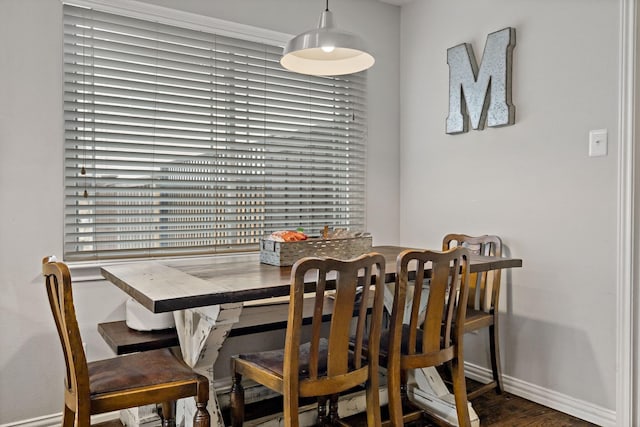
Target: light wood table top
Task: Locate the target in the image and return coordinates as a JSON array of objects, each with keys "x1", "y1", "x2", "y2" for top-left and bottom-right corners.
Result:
[{"x1": 101, "y1": 245, "x2": 522, "y2": 313}]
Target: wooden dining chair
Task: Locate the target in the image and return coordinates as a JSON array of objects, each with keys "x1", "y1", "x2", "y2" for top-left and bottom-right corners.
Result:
[
  {"x1": 42, "y1": 256, "x2": 210, "y2": 427},
  {"x1": 442, "y1": 234, "x2": 504, "y2": 398},
  {"x1": 230, "y1": 253, "x2": 387, "y2": 427},
  {"x1": 384, "y1": 247, "x2": 472, "y2": 427}
]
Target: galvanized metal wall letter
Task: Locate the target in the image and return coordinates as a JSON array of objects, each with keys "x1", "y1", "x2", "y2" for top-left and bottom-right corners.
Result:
[{"x1": 446, "y1": 27, "x2": 516, "y2": 134}]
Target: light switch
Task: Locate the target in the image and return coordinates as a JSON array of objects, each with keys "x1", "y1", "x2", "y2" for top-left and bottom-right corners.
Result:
[{"x1": 589, "y1": 129, "x2": 608, "y2": 157}]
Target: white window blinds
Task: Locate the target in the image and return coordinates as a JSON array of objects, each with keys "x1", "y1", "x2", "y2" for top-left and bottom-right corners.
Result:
[{"x1": 63, "y1": 4, "x2": 367, "y2": 261}]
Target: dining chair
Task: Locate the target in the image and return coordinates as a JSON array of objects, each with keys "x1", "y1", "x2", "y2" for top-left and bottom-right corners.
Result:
[
  {"x1": 442, "y1": 234, "x2": 504, "y2": 398},
  {"x1": 384, "y1": 247, "x2": 472, "y2": 427},
  {"x1": 42, "y1": 256, "x2": 210, "y2": 427},
  {"x1": 230, "y1": 253, "x2": 387, "y2": 427}
]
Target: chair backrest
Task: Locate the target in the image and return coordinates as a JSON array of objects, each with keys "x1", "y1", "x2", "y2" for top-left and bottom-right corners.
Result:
[
  {"x1": 442, "y1": 234, "x2": 502, "y2": 313},
  {"x1": 389, "y1": 247, "x2": 470, "y2": 369},
  {"x1": 283, "y1": 253, "x2": 386, "y2": 396},
  {"x1": 42, "y1": 257, "x2": 89, "y2": 410}
]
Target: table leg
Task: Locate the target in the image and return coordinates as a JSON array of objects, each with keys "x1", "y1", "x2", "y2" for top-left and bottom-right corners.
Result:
[
  {"x1": 173, "y1": 302, "x2": 243, "y2": 427},
  {"x1": 406, "y1": 367, "x2": 479, "y2": 426}
]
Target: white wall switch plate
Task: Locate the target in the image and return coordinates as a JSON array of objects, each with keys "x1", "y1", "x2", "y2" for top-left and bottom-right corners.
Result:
[{"x1": 589, "y1": 129, "x2": 608, "y2": 157}]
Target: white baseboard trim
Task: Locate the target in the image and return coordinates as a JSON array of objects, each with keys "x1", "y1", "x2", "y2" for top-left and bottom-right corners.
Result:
[
  {"x1": 0, "y1": 411, "x2": 120, "y2": 427},
  {"x1": 464, "y1": 362, "x2": 616, "y2": 427}
]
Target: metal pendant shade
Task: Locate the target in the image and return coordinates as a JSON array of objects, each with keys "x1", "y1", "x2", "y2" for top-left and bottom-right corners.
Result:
[{"x1": 281, "y1": 5, "x2": 374, "y2": 76}]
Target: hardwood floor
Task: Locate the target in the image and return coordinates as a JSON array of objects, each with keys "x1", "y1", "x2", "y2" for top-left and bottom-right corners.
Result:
[
  {"x1": 339, "y1": 381, "x2": 598, "y2": 426},
  {"x1": 94, "y1": 381, "x2": 598, "y2": 426},
  {"x1": 468, "y1": 388, "x2": 597, "y2": 426}
]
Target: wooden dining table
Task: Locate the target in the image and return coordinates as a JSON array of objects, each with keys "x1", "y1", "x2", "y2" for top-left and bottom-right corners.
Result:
[{"x1": 100, "y1": 245, "x2": 522, "y2": 426}]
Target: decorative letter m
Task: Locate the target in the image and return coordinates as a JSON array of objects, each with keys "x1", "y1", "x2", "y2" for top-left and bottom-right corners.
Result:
[{"x1": 446, "y1": 27, "x2": 516, "y2": 134}]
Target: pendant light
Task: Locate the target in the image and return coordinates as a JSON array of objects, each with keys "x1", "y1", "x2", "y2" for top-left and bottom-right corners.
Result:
[{"x1": 281, "y1": 0, "x2": 374, "y2": 76}]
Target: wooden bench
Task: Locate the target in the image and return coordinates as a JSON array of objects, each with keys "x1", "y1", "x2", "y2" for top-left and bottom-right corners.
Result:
[
  {"x1": 99, "y1": 294, "x2": 368, "y2": 355},
  {"x1": 98, "y1": 321, "x2": 179, "y2": 355}
]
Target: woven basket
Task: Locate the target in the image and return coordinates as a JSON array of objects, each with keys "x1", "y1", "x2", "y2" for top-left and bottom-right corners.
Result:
[{"x1": 259, "y1": 236, "x2": 373, "y2": 267}]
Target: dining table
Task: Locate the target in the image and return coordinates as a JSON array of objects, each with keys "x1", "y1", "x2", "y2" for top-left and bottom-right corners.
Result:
[{"x1": 100, "y1": 245, "x2": 522, "y2": 426}]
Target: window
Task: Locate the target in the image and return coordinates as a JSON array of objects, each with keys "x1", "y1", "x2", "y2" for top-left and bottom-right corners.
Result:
[{"x1": 63, "y1": 4, "x2": 367, "y2": 261}]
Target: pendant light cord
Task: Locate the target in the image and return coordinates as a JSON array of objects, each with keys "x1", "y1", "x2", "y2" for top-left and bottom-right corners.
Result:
[{"x1": 325, "y1": 0, "x2": 329, "y2": 11}]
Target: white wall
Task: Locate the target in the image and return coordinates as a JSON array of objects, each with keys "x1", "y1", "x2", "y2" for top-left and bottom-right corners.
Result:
[
  {"x1": 399, "y1": 0, "x2": 618, "y2": 420},
  {"x1": 0, "y1": 0, "x2": 400, "y2": 423}
]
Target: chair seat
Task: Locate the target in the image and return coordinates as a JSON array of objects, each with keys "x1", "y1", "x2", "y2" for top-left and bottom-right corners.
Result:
[
  {"x1": 89, "y1": 348, "x2": 204, "y2": 396},
  {"x1": 463, "y1": 307, "x2": 494, "y2": 332},
  {"x1": 238, "y1": 338, "x2": 360, "y2": 379}
]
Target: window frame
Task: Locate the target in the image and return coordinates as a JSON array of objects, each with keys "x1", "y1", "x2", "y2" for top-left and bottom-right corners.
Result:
[{"x1": 63, "y1": 0, "x2": 368, "y2": 272}]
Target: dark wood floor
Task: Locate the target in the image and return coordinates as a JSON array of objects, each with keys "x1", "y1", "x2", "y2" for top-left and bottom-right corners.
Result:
[
  {"x1": 94, "y1": 380, "x2": 597, "y2": 427},
  {"x1": 468, "y1": 387, "x2": 597, "y2": 426},
  {"x1": 339, "y1": 378, "x2": 599, "y2": 426}
]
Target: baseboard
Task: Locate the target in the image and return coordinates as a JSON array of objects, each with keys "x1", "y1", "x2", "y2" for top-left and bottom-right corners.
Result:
[
  {"x1": 0, "y1": 411, "x2": 120, "y2": 427},
  {"x1": 464, "y1": 362, "x2": 616, "y2": 427}
]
